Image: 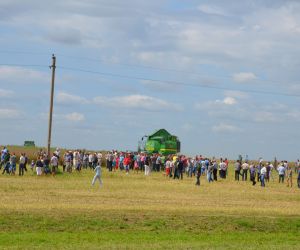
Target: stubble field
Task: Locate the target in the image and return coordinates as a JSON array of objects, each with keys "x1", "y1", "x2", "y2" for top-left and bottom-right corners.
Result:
[{"x1": 0, "y1": 166, "x2": 299, "y2": 249}]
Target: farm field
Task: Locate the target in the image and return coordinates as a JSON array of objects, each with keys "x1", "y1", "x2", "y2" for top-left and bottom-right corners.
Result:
[{"x1": 0, "y1": 166, "x2": 299, "y2": 250}]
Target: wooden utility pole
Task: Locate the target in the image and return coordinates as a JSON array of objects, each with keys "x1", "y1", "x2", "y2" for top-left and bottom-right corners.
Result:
[{"x1": 47, "y1": 54, "x2": 56, "y2": 157}]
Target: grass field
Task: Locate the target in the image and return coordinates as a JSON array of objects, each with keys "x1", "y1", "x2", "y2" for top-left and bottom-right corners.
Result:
[{"x1": 0, "y1": 166, "x2": 299, "y2": 250}]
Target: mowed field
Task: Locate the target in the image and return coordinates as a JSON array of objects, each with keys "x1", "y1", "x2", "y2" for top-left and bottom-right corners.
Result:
[{"x1": 0, "y1": 164, "x2": 300, "y2": 250}]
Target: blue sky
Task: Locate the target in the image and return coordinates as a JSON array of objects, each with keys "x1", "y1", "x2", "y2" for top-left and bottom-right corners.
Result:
[{"x1": 0, "y1": 0, "x2": 300, "y2": 160}]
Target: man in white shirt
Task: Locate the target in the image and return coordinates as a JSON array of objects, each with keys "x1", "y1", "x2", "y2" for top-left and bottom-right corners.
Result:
[
  {"x1": 219, "y1": 160, "x2": 227, "y2": 179},
  {"x1": 50, "y1": 153, "x2": 58, "y2": 176},
  {"x1": 19, "y1": 153, "x2": 26, "y2": 176},
  {"x1": 277, "y1": 164, "x2": 285, "y2": 183},
  {"x1": 241, "y1": 162, "x2": 249, "y2": 181},
  {"x1": 260, "y1": 165, "x2": 267, "y2": 187}
]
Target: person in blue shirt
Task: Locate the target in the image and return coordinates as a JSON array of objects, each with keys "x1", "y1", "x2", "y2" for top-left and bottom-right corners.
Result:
[{"x1": 277, "y1": 163, "x2": 285, "y2": 183}]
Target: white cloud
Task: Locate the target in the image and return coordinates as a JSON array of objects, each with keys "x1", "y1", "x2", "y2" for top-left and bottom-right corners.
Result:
[
  {"x1": 0, "y1": 108, "x2": 20, "y2": 119},
  {"x1": 0, "y1": 66, "x2": 46, "y2": 84},
  {"x1": 56, "y1": 92, "x2": 89, "y2": 104},
  {"x1": 203, "y1": 96, "x2": 237, "y2": 107},
  {"x1": 93, "y1": 94, "x2": 183, "y2": 112},
  {"x1": 233, "y1": 72, "x2": 257, "y2": 83},
  {"x1": 223, "y1": 97, "x2": 237, "y2": 105},
  {"x1": 0, "y1": 88, "x2": 14, "y2": 98},
  {"x1": 254, "y1": 111, "x2": 277, "y2": 123},
  {"x1": 65, "y1": 112, "x2": 85, "y2": 122},
  {"x1": 197, "y1": 4, "x2": 227, "y2": 16},
  {"x1": 212, "y1": 123, "x2": 241, "y2": 133}
]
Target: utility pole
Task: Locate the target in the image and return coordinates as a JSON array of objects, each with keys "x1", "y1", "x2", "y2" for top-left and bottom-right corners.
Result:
[{"x1": 47, "y1": 54, "x2": 56, "y2": 157}]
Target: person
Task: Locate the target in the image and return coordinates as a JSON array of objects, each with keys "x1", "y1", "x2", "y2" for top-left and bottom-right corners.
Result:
[
  {"x1": 43, "y1": 156, "x2": 51, "y2": 175},
  {"x1": 266, "y1": 162, "x2": 271, "y2": 182},
  {"x1": 173, "y1": 159, "x2": 180, "y2": 179},
  {"x1": 112, "y1": 156, "x2": 117, "y2": 172},
  {"x1": 178, "y1": 158, "x2": 184, "y2": 180},
  {"x1": 108, "y1": 152, "x2": 113, "y2": 172},
  {"x1": 297, "y1": 167, "x2": 300, "y2": 189},
  {"x1": 119, "y1": 153, "x2": 124, "y2": 171},
  {"x1": 19, "y1": 153, "x2": 26, "y2": 176},
  {"x1": 294, "y1": 159, "x2": 299, "y2": 175},
  {"x1": 2, "y1": 161, "x2": 10, "y2": 175},
  {"x1": 186, "y1": 158, "x2": 193, "y2": 177},
  {"x1": 219, "y1": 159, "x2": 227, "y2": 179},
  {"x1": 124, "y1": 154, "x2": 131, "y2": 175},
  {"x1": 260, "y1": 164, "x2": 267, "y2": 187},
  {"x1": 88, "y1": 153, "x2": 94, "y2": 169},
  {"x1": 212, "y1": 160, "x2": 218, "y2": 181},
  {"x1": 23, "y1": 153, "x2": 28, "y2": 172},
  {"x1": 10, "y1": 152, "x2": 17, "y2": 175},
  {"x1": 0, "y1": 146, "x2": 8, "y2": 169},
  {"x1": 234, "y1": 160, "x2": 241, "y2": 181},
  {"x1": 256, "y1": 164, "x2": 261, "y2": 182},
  {"x1": 286, "y1": 166, "x2": 293, "y2": 187},
  {"x1": 50, "y1": 153, "x2": 58, "y2": 176},
  {"x1": 195, "y1": 161, "x2": 201, "y2": 186},
  {"x1": 277, "y1": 163, "x2": 285, "y2": 183},
  {"x1": 91, "y1": 164, "x2": 102, "y2": 187},
  {"x1": 165, "y1": 158, "x2": 171, "y2": 177},
  {"x1": 54, "y1": 148, "x2": 61, "y2": 159},
  {"x1": 133, "y1": 159, "x2": 139, "y2": 173},
  {"x1": 268, "y1": 162, "x2": 274, "y2": 181},
  {"x1": 144, "y1": 155, "x2": 150, "y2": 176},
  {"x1": 155, "y1": 155, "x2": 161, "y2": 172},
  {"x1": 30, "y1": 160, "x2": 35, "y2": 171},
  {"x1": 36, "y1": 157, "x2": 43, "y2": 176},
  {"x1": 241, "y1": 161, "x2": 249, "y2": 181},
  {"x1": 224, "y1": 158, "x2": 229, "y2": 177},
  {"x1": 207, "y1": 162, "x2": 214, "y2": 183},
  {"x1": 249, "y1": 163, "x2": 256, "y2": 186}
]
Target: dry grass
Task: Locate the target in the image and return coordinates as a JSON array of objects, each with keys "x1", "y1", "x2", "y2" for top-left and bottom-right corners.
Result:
[
  {"x1": 0, "y1": 162, "x2": 299, "y2": 249},
  {"x1": 1, "y1": 169, "x2": 299, "y2": 216}
]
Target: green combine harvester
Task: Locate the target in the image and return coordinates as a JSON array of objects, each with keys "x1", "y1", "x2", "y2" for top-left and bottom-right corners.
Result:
[{"x1": 138, "y1": 129, "x2": 180, "y2": 155}]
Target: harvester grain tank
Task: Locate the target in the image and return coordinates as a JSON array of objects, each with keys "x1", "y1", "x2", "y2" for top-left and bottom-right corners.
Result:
[{"x1": 138, "y1": 129, "x2": 180, "y2": 155}]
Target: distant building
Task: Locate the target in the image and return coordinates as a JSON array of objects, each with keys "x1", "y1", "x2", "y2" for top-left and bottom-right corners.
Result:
[{"x1": 24, "y1": 141, "x2": 35, "y2": 147}]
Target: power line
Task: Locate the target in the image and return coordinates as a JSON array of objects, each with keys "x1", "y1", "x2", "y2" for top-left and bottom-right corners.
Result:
[
  {"x1": 55, "y1": 53, "x2": 288, "y2": 87},
  {"x1": 0, "y1": 50, "x2": 51, "y2": 56},
  {"x1": 0, "y1": 50, "x2": 292, "y2": 87},
  {"x1": 0, "y1": 61, "x2": 298, "y2": 98},
  {"x1": 57, "y1": 65, "x2": 300, "y2": 98},
  {"x1": 0, "y1": 63, "x2": 49, "y2": 68}
]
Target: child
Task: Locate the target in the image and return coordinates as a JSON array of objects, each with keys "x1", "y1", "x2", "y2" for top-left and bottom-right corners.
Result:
[
  {"x1": 31, "y1": 160, "x2": 35, "y2": 171},
  {"x1": 92, "y1": 164, "x2": 102, "y2": 187}
]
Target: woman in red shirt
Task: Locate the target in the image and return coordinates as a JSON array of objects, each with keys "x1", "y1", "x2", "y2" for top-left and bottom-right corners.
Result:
[{"x1": 124, "y1": 155, "x2": 131, "y2": 174}]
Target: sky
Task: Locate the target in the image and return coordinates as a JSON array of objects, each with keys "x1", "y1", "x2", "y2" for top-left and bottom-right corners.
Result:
[{"x1": 0, "y1": 0, "x2": 300, "y2": 160}]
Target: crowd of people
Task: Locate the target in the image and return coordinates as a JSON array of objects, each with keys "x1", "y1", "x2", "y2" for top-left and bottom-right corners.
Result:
[{"x1": 1, "y1": 146, "x2": 300, "y2": 188}]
